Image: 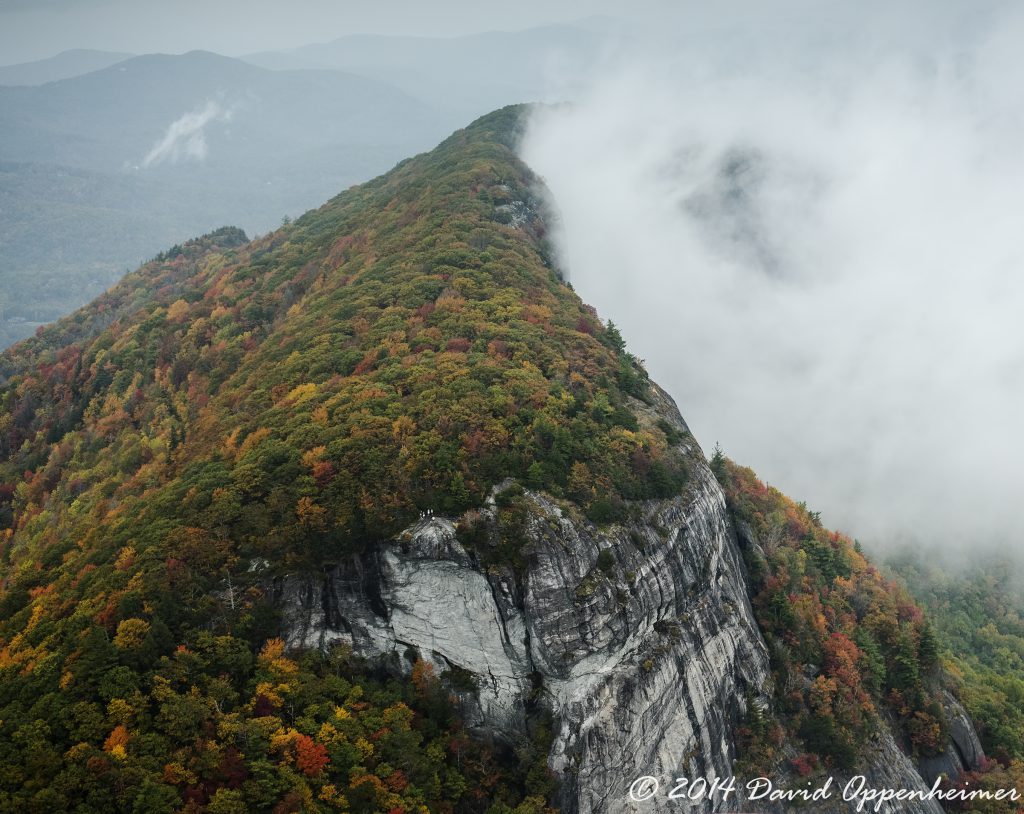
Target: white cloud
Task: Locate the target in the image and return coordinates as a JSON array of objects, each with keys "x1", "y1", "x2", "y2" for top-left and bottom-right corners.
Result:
[
  {"x1": 522, "y1": 3, "x2": 1024, "y2": 551},
  {"x1": 142, "y1": 99, "x2": 230, "y2": 168}
]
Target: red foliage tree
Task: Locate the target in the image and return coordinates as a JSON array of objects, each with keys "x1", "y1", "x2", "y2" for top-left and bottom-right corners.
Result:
[{"x1": 294, "y1": 734, "x2": 329, "y2": 777}]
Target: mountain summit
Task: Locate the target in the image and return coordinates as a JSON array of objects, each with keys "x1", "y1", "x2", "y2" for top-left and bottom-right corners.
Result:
[{"x1": 0, "y1": 106, "x2": 982, "y2": 813}]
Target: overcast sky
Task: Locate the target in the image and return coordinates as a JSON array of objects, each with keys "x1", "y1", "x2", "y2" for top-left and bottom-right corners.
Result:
[{"x1": 0, "y1": 0, "x2": 666, "y2": 64}]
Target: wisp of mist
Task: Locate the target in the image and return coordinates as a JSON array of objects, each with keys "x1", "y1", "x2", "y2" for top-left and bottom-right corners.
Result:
[{"x1": 521, "y1": 3, "x2": 1024, "y2": 555}]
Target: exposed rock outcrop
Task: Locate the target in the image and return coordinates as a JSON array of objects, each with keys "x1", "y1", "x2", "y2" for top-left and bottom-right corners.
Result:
[
  {"x1": 278, "y1": 385, "x2": 773, "y2": 813},
  {"x1": 277, "y1": 384, "x2": 983, "y2": 813},
  {"x1": 917, "y1": 689, "x2": 986, "y2": 786}
]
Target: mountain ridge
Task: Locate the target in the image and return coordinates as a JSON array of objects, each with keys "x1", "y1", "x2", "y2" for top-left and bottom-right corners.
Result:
[
  {"x1": 0, "y1": 49, "x2": 135, "y2": 86},
  {"x1": 0, "y1": 105, "x2": 987, "y2": 813}
]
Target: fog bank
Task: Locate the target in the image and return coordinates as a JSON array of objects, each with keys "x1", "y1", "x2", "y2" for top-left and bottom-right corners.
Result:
[{"x1": 522, "y1": 2, "x2": 1024, "y2": 550}]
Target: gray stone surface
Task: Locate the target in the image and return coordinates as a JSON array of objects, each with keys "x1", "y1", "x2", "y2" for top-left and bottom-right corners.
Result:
[{"x1": 276, "y1": 384, "x2": 983, "y2": 813}]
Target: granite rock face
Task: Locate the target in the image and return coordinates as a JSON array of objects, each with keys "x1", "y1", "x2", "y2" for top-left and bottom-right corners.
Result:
[
  {"x1": 276, "y1": 384, "x2": 771, "y2": 813},
  {"x1": 277, "y1": 385, "x2": 982, "y2": 813},
  {"x1": 917, "y1": 689, "x2": 986, "y2": 787}
]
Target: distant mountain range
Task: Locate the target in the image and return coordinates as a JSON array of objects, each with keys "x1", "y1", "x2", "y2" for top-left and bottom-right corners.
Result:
[
  {"x1": 1, "y1": 50, "x2": 443, "y2": 172},
  {"x1": 0, "y1": 48, "x2": 134, "y2": 86},
  {"x1": 241, "y1": 24, "x2": 616, "y2": 115},
  {"x1": 1, "y1": 54, "x2": 426, "y2": 347},
  {"x1": 0, "y1": 26, "x2": 613, "y2": 349}
]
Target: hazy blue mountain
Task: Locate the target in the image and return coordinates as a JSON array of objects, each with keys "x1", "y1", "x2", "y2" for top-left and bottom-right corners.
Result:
[
  {"x1": 0, "y1": 50, "x2": 446, "y2": 171},
  {"x1": 0, "y1": 50, "x2": 454, "y2": 348},
  {"x1": 236, "y1": 50, "x2": 326, "y2": 72},
  {"x1": 243, "y1": 24, "x2": 617, "y2": 117},
  {"x1": 0, "y1": 48, "x2": 134, "y2": 86}
]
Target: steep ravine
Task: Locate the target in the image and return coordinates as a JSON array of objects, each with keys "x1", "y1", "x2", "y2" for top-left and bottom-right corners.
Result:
[{"x1": 277, "y1": 382, "x2": 980, "y2": 813}]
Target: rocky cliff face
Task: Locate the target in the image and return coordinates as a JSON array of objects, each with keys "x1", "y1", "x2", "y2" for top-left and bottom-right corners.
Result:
[
  {"x1": 277, "y1": 382, "x2": 982, "y2": 813},
  {"x1": 918, "y1": 689, "x2": 986, "y2": 787},
  {"x1": 278, "y1": 384, "x2": 771, "y2": 813}
]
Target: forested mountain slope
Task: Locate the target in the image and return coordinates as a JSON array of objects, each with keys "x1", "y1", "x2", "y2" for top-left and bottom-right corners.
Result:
[
  {"x1": 0, "y1": 106, "x2": 993, "y2": 813},
  {"x1": 0, "y1": 105, "x2": 687, "y2": 812},
  {"x1": 887, "y1": 551, "x2": 1024, "y2": 803},
  {"x1": 715, "y1": 460, "x2": 991, "y2": 804}
]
